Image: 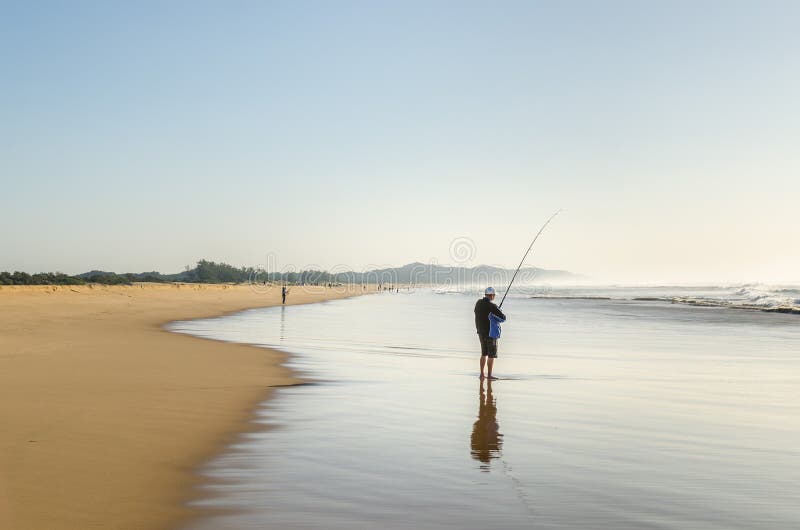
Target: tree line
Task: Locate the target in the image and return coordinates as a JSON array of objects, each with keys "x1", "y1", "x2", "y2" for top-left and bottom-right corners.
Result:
[
  {"x1": 0, "y1": 270, "x2": 170, "y2": 286},
  {"x1": 0, "y1": 260, "x2": 356, "y2": 286}
]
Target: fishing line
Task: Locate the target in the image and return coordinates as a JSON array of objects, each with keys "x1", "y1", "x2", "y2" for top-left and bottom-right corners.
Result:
[{"x1": 498, "y1": 210, "x2": 561, "y2": 309}]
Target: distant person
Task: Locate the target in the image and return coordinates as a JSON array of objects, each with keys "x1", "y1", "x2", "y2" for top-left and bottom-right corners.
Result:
[
  {"x1": 281, "y1": 286, "x2": 287, "y2": 304},
  {"x1": 474, "y1": 287, "x2": 506, "y2": 380}
]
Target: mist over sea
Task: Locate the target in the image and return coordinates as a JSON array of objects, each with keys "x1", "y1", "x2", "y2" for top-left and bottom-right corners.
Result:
[{"x1": 170, "y1": 286, "x2": 800, "y2": 530}]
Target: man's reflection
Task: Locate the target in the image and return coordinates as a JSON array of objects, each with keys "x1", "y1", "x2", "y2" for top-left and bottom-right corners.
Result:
[
  {"x1": 279, "y1": 305, "x2": 286, "y2": 342},
  {"x1": 470, "y1": 378, "x2": 503, "y2": 471}
]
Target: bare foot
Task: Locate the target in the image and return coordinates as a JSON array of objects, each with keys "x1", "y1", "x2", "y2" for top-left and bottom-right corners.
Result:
[
  {"x1": 487, "y1": 375, "x2": 498, "y2": 380},
  {"x1": 479, "y1": 374, "x2": 486, "y2": 379}
]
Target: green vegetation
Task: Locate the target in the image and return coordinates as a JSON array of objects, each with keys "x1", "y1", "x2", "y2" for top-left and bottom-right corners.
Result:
[
  {"x1": 184, "y1": 260, "x2": 254, "y2": 284},
  {"x1": 0, "y1": 260, "x2": 344, "y2": 286},
  {"x1": 0, "y1": 271, "x2": 85, "y2": 285},
  {"x1": 0, "y1": 270, "x2": 169, "y2": 286}
]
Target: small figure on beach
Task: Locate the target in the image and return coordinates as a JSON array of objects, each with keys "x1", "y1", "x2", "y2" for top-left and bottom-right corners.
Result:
[
  {"x1": 474, "y1": 287, "x2": 506, "y2": 380},
  {"x1": 281, "y1": 286, "x2": 288, "y2": 304}
]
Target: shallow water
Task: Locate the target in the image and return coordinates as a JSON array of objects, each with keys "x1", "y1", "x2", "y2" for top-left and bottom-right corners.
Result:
[{"x1": 171, "y1": 289, "x2": 800, "y2": 530}]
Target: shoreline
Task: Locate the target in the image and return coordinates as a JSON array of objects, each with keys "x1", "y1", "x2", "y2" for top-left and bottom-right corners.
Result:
[{"x1": 0, "y1": 282, "x2": 372, "y2": 530}]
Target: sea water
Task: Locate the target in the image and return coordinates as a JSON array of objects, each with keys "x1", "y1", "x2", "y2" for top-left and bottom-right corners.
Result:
[{"x1": 170, "y1": 287, "x2": 800, "y2": 530}]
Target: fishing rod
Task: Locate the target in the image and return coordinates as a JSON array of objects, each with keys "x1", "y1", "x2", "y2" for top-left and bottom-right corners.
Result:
[{"x1": 498, "y1": 209, "x2": 561, "y2": 309}]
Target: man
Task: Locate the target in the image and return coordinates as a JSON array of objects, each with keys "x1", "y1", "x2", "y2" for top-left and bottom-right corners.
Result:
[
  {"x1": 281, "y1": 286, "x2": 288, "y2": 304},
  {"x1": 474, "y1": 287, "x2": 506, "y2": 380}
]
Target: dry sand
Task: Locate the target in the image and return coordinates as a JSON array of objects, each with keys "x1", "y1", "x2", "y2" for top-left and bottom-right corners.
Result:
[{"x1": 0, "y1": 282, "x2": 370, "y2": 530}]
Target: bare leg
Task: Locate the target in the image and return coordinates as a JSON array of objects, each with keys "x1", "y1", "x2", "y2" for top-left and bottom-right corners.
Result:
[
  {"x1": 480, "y1": 356, "x2": 486, "y2": 378},
  {"x1": 487, "y1": 358, "x2": 497, "y2": 380}
]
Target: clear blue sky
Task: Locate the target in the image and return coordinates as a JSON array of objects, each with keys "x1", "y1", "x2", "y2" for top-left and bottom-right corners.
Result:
[{"x1": 2, "y1": 1, "x2": 798, "y2": 282}]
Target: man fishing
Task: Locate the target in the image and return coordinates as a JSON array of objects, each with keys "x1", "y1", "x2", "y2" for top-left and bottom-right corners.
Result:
[
  {"x1": 470, "y1": 211, "x2": 559, "y2": 379},
  {"x1": 475, "y1": 287, "x2": 506, "y2": 380}
]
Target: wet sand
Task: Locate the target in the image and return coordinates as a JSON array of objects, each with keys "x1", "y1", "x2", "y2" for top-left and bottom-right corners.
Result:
[
  {"x1": 175, "y1": 290, "x2": 800, "y2": 530},
  {"x1": 0, "y1": 282, "x2": 368, "y2": 530}
]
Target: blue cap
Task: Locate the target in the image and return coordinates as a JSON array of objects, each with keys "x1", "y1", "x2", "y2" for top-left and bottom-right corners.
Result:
[{"x1": 485, "y1": 287, "x2": 496, "y2": 295}]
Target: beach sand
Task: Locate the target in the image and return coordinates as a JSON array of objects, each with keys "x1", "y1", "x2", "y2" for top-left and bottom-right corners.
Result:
[{"x1": 0, "y1": 282, "x2": 369, "y2": 530}]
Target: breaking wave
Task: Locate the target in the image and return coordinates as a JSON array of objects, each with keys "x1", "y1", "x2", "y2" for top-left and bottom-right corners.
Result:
[{"x1": 524, "y1": 284, "x2": 800, "y2": 315}]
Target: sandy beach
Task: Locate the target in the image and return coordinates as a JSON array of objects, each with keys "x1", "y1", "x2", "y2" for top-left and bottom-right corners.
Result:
[{"x1": 0, "y1": 282, "x2": 368, "y2": 530}]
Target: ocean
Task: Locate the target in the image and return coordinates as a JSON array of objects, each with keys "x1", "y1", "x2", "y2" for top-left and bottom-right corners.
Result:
[{"x1": 169, "y1": 285, "x2": 800, "y2": 529}]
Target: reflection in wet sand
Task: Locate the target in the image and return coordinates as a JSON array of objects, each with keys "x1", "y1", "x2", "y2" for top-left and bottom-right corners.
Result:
[
  {"x1": 470, "y1": 379, "x2": 503, "y2": 471},
  {"x1": 279, "y1": 305, "x2": 286, "y2": 342}
]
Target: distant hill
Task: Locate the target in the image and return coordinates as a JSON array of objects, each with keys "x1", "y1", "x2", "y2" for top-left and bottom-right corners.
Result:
[
  {"x1": 337, "y1": 262, "x2": 576, "y2": 285},
  {"x1": 1, "y1": 260, "x2": 578, "y2": 286}
]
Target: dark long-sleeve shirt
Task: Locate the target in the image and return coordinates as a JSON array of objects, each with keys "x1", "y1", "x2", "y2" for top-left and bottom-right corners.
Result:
[{"x1": 474, "y1": 297, "x2": 506, "y2": 336}]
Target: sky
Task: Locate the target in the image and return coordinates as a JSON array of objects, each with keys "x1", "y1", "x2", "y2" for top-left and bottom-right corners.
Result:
[{"x1": 1, "y1": 0, "x2": 798, "y2": 283}]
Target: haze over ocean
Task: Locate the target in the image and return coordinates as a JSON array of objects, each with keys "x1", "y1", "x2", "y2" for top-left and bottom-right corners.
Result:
[{"x1": 2, "y1": 1, "x2": 799, "y2": 283}]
